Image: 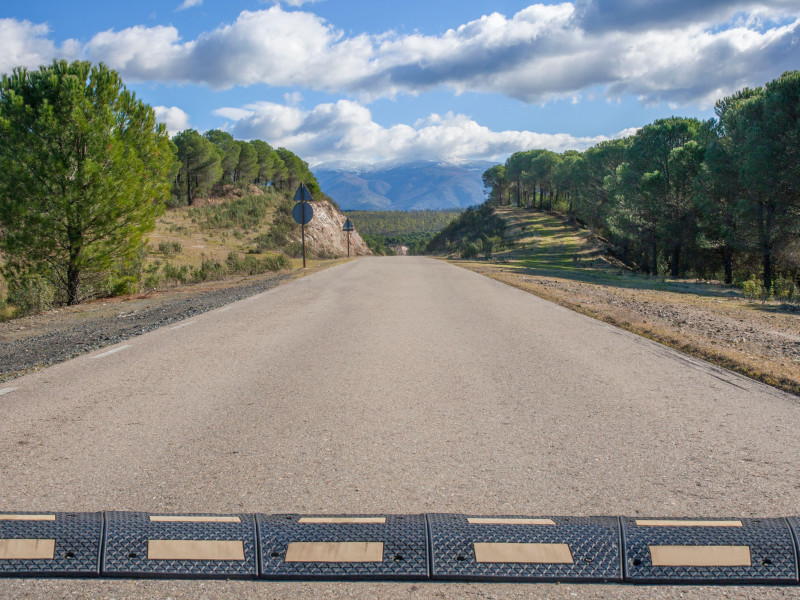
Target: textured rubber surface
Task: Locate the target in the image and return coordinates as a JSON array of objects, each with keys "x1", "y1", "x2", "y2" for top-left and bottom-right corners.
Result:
[
  {"x1": 621, "y1": 517, "x2": 798, "y2": 584},
  {"x1": 257, "y1": 514, "x2": 428, "y2": 580},
  {"x1": 102, "y1": 512, "x2": 257, "y2": 579},
  {"x1": 0, "y1": 512, "x2": 102, "y2": 577},
  {"x1": 428, "y1": 514, "x2": 622, "y2": 582}
]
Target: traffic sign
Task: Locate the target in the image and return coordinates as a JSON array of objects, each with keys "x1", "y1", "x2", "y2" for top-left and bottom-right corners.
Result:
[
  {"x1": 343, "y1": 218, "x2": 354, "y2": 232},
  {"x1": 293, "y1": 183, "x2": 313, "y2": 203},
  {"x1": 292, "y1": 202, "x2": 313, "y2": 225}
]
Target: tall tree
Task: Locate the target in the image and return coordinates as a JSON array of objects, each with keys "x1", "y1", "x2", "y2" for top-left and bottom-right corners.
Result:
[
  {"x1": 204, "y1": 129, "x2": 240, "y2": 183},
  {"x1": 250, "y1": 139, "x2": 276, "y2": 186},
  {"x1": 275, "y1": 148, "x2": 320, "y2": 195},
  {"x1": 724, "y1": 72, "x2": 800, "y2": 289},
  {"x1": 234, "y1": 140, "x2": 258, "y2": 184},
  {"x1": 482, "y1": 164, "x2": 508, "y2": 205},
  {"x1": 172, "y1": 129, "x2": 223, "y2": 205},
  {"x1": 0, "y1": 60, "x2": 175, "y2": 305}
]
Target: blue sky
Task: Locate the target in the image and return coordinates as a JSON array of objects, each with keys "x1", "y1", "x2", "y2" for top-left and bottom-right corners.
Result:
[{"x1": 1, "y1": 1, "x2": 798, "y2": 166}]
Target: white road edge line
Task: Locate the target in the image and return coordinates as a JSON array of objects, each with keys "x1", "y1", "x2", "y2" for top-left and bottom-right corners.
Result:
[
  {"x1": 217, "y1": 306, "x2": 232, "y2": 313},
  {"x1": 171, "y1": 321, "x2": 197, "y2": 330},
  {"x1": 91, "y1": 345, "x2": 132, "y2": 360},
  {"x1": 0, "y1": 388, "x2": 19, "y2": 396}
]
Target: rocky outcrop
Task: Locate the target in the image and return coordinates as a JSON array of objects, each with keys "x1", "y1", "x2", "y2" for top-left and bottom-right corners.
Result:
[{"x1": 294, "y1": 200, "x2": 371, "y2": 257}]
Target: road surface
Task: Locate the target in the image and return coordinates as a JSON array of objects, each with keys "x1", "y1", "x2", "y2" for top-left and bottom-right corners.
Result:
[{"x1": 1, "y1": 257, "x2": 798, "y2": 598}]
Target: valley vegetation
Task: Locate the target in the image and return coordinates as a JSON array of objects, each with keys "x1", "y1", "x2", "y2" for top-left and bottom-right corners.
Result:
[
  {"x1": 482, "y1": 71, "x2": 800, "y2": 300},
  {"x1": 345, "y1": 209, "x2": 462, "y2": 255}
]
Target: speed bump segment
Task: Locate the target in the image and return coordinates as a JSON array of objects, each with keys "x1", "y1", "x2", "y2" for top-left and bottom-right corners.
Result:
[
  {"x1": 257, "y1": 514, "x2": 428, "y2": 580},
  {"x1": 621, "y1": 517, "x2": 799, "y2": 584},
  {"x1": 427, "y1": 514, "x2": 622, "y2": 582},
  {"x1": 101, "y1": 512, "x2": 257, "y2": 578},
  {"x1": 0, "y1": 512, "x2": 102, "y2": 576}
]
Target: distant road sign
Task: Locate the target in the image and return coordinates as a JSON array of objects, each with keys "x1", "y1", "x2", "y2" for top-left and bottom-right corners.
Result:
[
  {"x1": 343, "y1": 218, "x2": 354, "y2": 232},
  {"x1": 293, "y1": 183, "x2": 313, "y2": 203},
  {"x1": 292, "y1": 202, "x2": 314, "y2": 225}
]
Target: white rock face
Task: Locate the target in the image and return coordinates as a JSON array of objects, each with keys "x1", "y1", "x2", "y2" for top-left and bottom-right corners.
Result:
[{"x1": 295, "y1": 200, "x2": 371, "y2": 257}]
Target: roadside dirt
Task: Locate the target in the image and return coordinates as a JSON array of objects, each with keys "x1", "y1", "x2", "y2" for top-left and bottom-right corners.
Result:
[
  {"x1": 0, "y1": 260, "x2": 345, "y2": 383},
  {"x1": 453, "y1": 207, "x2": 800, "y2": 397}
]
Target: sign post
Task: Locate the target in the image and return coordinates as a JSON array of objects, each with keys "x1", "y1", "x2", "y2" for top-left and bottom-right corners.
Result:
[
  {"x1": 292, "y1": 183, "x2": 314, "y2": 268},
  {"x1": 342, "y1": 218, "x2": 355, "y2": 258}
]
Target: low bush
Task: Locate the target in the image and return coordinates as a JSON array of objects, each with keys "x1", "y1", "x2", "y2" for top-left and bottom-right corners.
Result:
[
  {"x1": 163, "y1": 262, "x2": 190, "y2": 285},
  {"x1": 157, "y1": 241, "x2": 183, "y2": 256},
  {"x1": 6, "y1": 273, "x2": 57, "y2": 316}
]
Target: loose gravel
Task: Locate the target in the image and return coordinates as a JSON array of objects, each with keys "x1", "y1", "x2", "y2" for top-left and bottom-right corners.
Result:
[{"x1": 0, "y1": 271, "x2": 296, "y2": 382}]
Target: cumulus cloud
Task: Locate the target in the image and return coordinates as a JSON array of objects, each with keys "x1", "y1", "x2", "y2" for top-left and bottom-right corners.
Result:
[
  {"x1": 77, "y1": 3, "x2": 800, "y2": 107},
  {"x1": 2, "y1": 3, "x2": 799, "y2": 108},
  {"x1": 153, "y1": 105, "x2": 191, "y2": 136},
  {"x1": 0, "y1": 18, "x2": 80, "y2": 75},
  {"x1": 215, "y1": 99, "x2": 623, "y2": 164}
]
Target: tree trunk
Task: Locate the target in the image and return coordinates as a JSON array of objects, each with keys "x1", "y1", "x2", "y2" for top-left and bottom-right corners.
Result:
[
  {"x1": 757, "y1": 198, "x2": 773, "y2": 290},
  {"x1": 722, "y1": 247, "x2": 733, "y2": 285},
  {"x1": 670, "y1": 245, "x2": 681, "y2": 277},
  {"x1": 516, "y1": 180, "x2": 521, "y2": 207},
  {"x1": 187, "y1": 173, "x2": 192, "y2": 206},
  {"x1": 762, "y1": 249, "x2": 772, "y2": 292},
  {"x1": 66, "y1": 234, "x2": 82, "y2": 305},
  {"x1": 651, "y1": 232, "x2": 658, "y2": 275}
]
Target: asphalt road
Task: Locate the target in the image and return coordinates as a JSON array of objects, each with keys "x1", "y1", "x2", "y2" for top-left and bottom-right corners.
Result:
[{"x1": 1, "y1": 257, "x2": 798, "y2": 599}]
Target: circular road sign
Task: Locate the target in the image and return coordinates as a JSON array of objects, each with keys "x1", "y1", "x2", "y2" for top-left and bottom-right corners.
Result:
[{"x1": 292, "y1": 202, "x2": 314, "y2": 225}]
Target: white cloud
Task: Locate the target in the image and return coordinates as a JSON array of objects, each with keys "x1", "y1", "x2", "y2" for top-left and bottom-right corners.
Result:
[
  {"x1": 0, "y1": 18, "x2": 79, "y2": 75},
  {"x1": 176, "y1": 0, "x2": 202, "y2": 11},
  {"x1": 217, "y1": 99, "x2": 623, "y2": 164},
  {"x1": 2, "y1": 3, "x2": 799, "y2": 108},
  {"x1": 153, "y1": 105, "x2": 191, "y2": 136},
  {"x1": 75, "y1": 3, "x2": 800, "y2": 107}
]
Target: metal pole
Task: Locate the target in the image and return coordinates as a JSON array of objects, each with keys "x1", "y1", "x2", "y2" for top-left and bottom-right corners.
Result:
[
  {"x1": 347, "y1": 230, "x2": 350, "y2": 258},
  {"x1": 301, "y1": 203, "x2": 306, "y2": 269}
]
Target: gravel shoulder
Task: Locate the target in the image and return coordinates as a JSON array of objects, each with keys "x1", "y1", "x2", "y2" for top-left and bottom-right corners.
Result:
[
  {"x1": 0, "y1": 259, "x2": 348, "y2": 383},
  {"x1": 452, "y1": 207, "x2": 800, "y2": 397}
]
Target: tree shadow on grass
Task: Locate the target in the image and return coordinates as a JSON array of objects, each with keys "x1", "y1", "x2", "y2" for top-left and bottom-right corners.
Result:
[{"x1": 491, "y1": 212, "x2": 742, "y2": 299}]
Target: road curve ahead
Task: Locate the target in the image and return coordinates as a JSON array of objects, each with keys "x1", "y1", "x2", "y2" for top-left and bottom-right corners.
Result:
[{"x1": 0, "y1": 256, "x2": 797, "y2": 599}]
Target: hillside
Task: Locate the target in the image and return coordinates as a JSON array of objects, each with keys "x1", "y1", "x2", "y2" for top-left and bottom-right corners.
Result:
[
  {"x1": 150, "y1": 186, "x2": 370, "y2": 279},
  {"x1": 445, "y1": 205, "x2": 800, "y2": 396},
  {"x1": 314, "y1": 159, "x2": 493, "y2": 210}
]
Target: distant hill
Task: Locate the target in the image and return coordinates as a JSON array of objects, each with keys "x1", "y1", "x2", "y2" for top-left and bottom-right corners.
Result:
[{"x1": 313, "y1": 159, "x2": 495, "y2": 211}]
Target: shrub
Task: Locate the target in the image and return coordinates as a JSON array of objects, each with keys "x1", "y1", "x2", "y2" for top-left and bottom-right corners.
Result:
[
  {"x1": 460, "y1": 241, "x2": 480, "y2": 259},
  {"x1": 741, "y1": 275, "x2": 766, "y2": 300},
  {"x1": 163, "y1": 262, "x2": 190, "y2": 285},
  {"x1": 192, "y1": 258, "x2": 226, "y2": 282},
  {"x1": 142, "y1": 262, "x2": 164, "y2": 291},
  {"x1": 109, "y1": 276, "x2": 137, "y2": 296},
  {"x1": 157, "y1": 241, "x2": 183, "y2": 256},
  {"x1": 773, "y1": 275, "x2": 797, "y2": 302},
  {"x1": 7, "y1": 273, "x2": 57, "y2": 316}
]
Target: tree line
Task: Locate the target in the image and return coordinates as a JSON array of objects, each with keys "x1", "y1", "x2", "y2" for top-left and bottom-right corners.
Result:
[
  {"x1": 171, "y1": 129, "x2": 321, "y2": 207},
  {"x1": 482, "y1": 71, "x2": 800, "y2": 291},
  {"x1": 0, "y1": 60, "x2": 322, "y2": 311}
]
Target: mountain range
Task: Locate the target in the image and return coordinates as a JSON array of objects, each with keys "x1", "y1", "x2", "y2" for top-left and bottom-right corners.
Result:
[{"x1": 313, "y1": 159, "x2": 494, "y2": 211}]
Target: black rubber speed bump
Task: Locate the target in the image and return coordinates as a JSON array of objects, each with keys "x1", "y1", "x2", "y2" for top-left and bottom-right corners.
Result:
[
  {"x1": 789, "y1": 517, "x2": 800, "y2": 545},
  {"x1": 621, "y1": 517, "x2": 799, "y2": 584},
  {"x1": 257, "y1": 514, "x2": 428, "y2": 580},
  {"x1": 427, "y1": 514, "x2": 622, "y2": 582},
  {"x1": 102, "y1": 512, "x2": 257, "y2": 578},
  {"x1": 0, "y1": 512, "x2": 103, "y2": 577}
]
